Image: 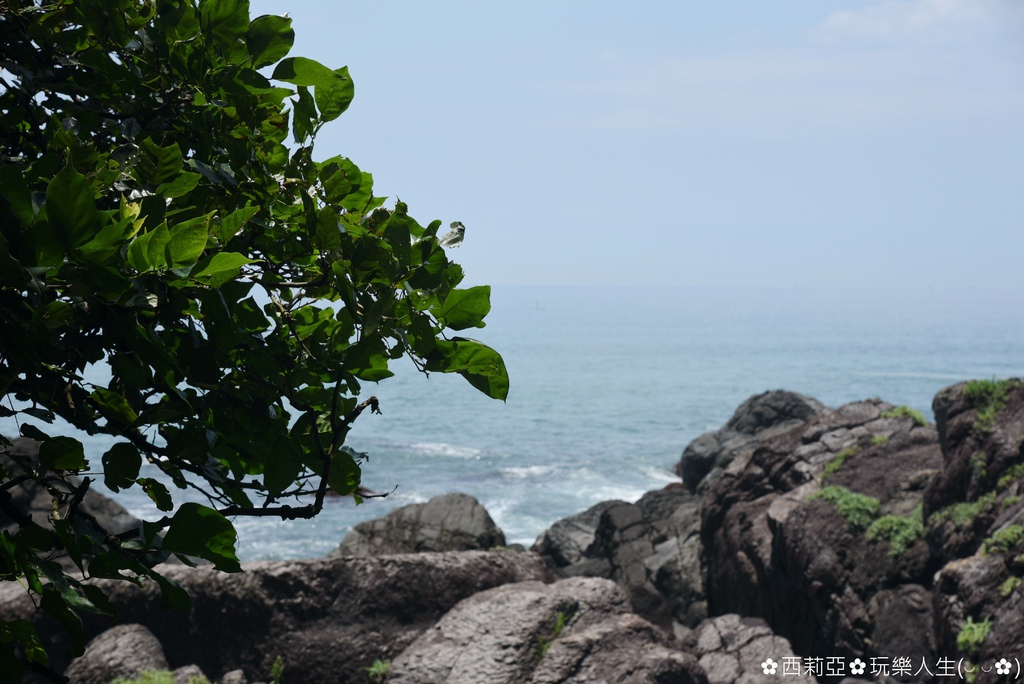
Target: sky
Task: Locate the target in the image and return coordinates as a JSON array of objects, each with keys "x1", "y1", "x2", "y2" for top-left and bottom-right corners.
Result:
[{"x1": 250, "y1": 0, "x2": 1024, "y2": 289}]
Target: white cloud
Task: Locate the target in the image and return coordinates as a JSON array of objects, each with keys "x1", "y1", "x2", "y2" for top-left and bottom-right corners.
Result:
[
  {"x1": 814, "y1": 0, "x2": 1020, "y2": 45},
  {"x1": 537, "y1": 1, "x2": 1024, "y2": 132}
]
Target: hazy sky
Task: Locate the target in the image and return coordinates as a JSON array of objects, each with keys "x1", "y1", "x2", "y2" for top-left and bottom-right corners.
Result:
[{"x1": 251, "y1": 0, "x2": 1023, "y2": 289}]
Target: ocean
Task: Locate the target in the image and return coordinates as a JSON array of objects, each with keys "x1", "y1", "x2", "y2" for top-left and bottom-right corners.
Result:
[{"x1": 4, "y1": 285, "x2": 1023, "y2": 560}]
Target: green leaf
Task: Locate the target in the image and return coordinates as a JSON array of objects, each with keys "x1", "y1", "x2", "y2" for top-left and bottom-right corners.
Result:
[
  {"x1": 272, "y1": 58, "x2": 354, "y2": 121},
  {"x1": 328, "y1": 447, "x2": 361, "y2": 496},
  {"x1": 315, "y1": 206, "x2": 341, "y2": 250},
  {"x1": 149, "y1": 571, "x2": 191, "y2": 610},
  {"x1": 161, "y1": 503, "x2": 242, "y2": 572},
  {"x1": 138, "y1": 478, "x2": 173, "y2": 512},
  {"x1": 79, "y1": 585, "x2": 115, "y2": 617},
  {"x1": 189, "y1": 251, "x2": 259, "y2": 286},
  {"x1": 127, "y1": 222, "x2": 171, "y2": 272},
  {"x1": 40, "y1": 585, "x2": 84, "y2": 656},
  {"x1": 217, "y1": 206, "x2": 260, "y2": 242},
  {"x1": 0, "y1": 163, "x2": 34, "y2": 225},
  {"x1": 78, "y1": 215, "x2": 135, "y2": 263},
  {"x1": 156, "y1": 171, "x2": 202, "y2": 198},
  {"x1": 38, "y1": 437, "x2": 87, "y2": 471},
  {"x1": 437, "y1": 286, "x2": 491, "y2": 330},
  {"x1": 45, "y1": 160, "x2": 100, "y2": 247},
  {"x1": 201, "y1": 0, "x2": 250, "y2": 48},
  {"x1": 91, "y1": 387, "x2": 138, "y2": 426},
  {"x1": 340, "y1": 171, "x2": 374, "y2": 213},
  {"x1": 166, "y1": 213, "x2": 211, "y2": 267},
  {"x1": 264, "y1": 451, "x2": 302, "y2": 498},
  {"x1": 431, "y1": 337, "x2": 509, "y2": 401},
  {"x1": 247, "y1": 14, "x2": 294, "y2": 68},
  {"x1": 101, "y1": 443, "x2": 141, "y2": 493},
  {"x1": 138, "y1": 139, "x2": 183, "y2": 184},
  {"x1": 2, "y1": 620, "x2": 48, "y2": 667},
  {"x1": 346, "y1": 338, "x2": 393, "y2": 382},
  {"x1": 292, "y1": 85, "x2": 316, "y2": 143}
]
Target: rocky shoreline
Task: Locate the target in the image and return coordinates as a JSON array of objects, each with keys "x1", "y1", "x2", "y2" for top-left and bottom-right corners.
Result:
[{"x1": 3, "y1": 381, "x2": 1023, "y2": 683}]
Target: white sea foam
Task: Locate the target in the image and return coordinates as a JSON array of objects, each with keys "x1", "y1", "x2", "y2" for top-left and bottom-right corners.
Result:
[
  {"x1": 407, "y1": 442, "x2": 483, "y2": 459},
  {"x1": 500, "y1": 464, "x2": 558, "y2": 480}
]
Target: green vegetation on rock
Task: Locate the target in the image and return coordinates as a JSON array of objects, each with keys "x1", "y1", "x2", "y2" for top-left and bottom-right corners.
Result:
[
  {"x1": 0, "y1": 0, "x2": 507, "y2": 677},
  {"x1": 366, "y1": 659, "x2": 390, "y2": 684},
  {"x1": 871, "y1": 434, "x2": 889, "y2": 445},
  {"x1": 537, "y1": 608, "x2": 575, "y2": 659},
  {"x1": 970, "y1": 451, "x2": 989, "y2": 480},
  {"x1": 997, "y1": 463, "x2": 1024, "y2": 491},
  {"x1": 930, "y1": 493, "x2": 998, "y2": 527},
  {"x1": 270, "y1": 655, "x2": 285, "y2": 684},
  {"x1": 866, "y1": 505, "x2": 925, "y2": 557},
  {"x1": 880, "y1": 405, "x2": 928, "y2": 427},
  {"x1": 956, "y1": 617, "x2": 992, "y2": 658},
  {"x1": 965, "y1": 378, "x2": 1017, "y2": 436},
  {"x1": 1000, "y1": 576, "x2": 1022, "y2": 598},
  {"x1": 983, "y1": 525, "x2": 1024, "y2": 556},
  {"x1": 821, "y1": 446, "x2": 861, "y2": 482},
  {"x1": 809, "y1": 486, "x2": 881, "y2": 531}
]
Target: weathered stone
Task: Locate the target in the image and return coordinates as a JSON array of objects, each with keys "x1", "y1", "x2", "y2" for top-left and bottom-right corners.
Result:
[
  {"x1": 531, "y1": 500, "x2": 620, "y2": 568},
  {"x1": 686, "y1": 614, "x2": 815, "y2": 684},
  {"x1": 680, "y1": 390, "x2": 825, "y2": 494},
  {"x1": 62, "y1": 624, "x2": 168, "y2": 684},
  {"x1": 3, "y1": 551, "x2": 551, "y2": 684},
  {"x1": 390, "y1": 577, "x2": 705, "y2": 684},
  {"x1": 171, "y1": 664, "x2": 210, "y2": 684},
  {"x1": 331, "y1": 492, "x2": 506, "y2": 556},
  {"x1": 702, "y1": 396, "x2": 944, "y2": 660}
]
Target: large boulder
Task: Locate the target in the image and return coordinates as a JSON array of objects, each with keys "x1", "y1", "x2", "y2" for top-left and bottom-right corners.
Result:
[
  {"x1": 0, "y1": 551, "x2": 551, "y2": 684},
  {"x1": 389, "y1": 577, "x2": 706, "y2": 684},
  {"x1": 532, "y1": 499, "x2": 618, "y2": 571},
  {"x1": 331, "y1": 492, "x2": 506, "y2": 556},
  {"x1": 700, "y1": 381, "x2": 1024, "y2": 671},
  {"x1": 701, "y1": 397, "x2": 943, "y2": 660},
  {"x1": 531, "y1": 486, "x2": 706, "y2": 630},
  {"x1": 679, "y1": 390, "x2": 825, "y2": 493},
  {"x1": 925, "y1": 379, "x2": 1024, "y2": 564},
  {"x1": 62, "y1": 624, "x2": 168, "y2": 684}
]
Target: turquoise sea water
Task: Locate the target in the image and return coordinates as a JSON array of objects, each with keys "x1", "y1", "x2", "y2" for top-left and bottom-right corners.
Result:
[{"x1": 4, "y1": 285, "x2": 1023, "y2": 559}]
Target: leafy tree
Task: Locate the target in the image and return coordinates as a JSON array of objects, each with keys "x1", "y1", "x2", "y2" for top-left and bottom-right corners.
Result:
[{"x1": 0, "y1": 0, "x2": 508, "y2": 680}]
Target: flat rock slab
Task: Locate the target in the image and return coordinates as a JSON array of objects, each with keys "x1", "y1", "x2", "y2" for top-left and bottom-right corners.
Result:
[{"x1": 391, "y1": 577, "x2": 705, "y2": 684}]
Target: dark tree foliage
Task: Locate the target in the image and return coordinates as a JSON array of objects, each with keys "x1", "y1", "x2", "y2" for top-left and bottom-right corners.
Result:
[{"x1": 0, "y1": 0, "x2": 508, "y2": 679}]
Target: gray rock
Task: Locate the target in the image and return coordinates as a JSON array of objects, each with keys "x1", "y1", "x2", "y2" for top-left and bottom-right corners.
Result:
[
  {"x1": 701, "y1": 396, "x2": 943, "y2": 660},
  {"x1": 390, "y1": 577, "x2": 705, "y2": 684},
  {"x1": 688, "y1": 614, "x2": 815, "y2": 684},
  {"x1": 220, "y1": 670, "x2": 248, "y2": 684},
  {"x1": 2, "y1": 551, "x2": 551, "y2": 684},
  {"x1": 331, "y1": 492, "x2": 506, "y2": 556},
  {"x1": 532, "y1": 499, "x2": 620, "y2": 568},
  {"x1": 679, "y1": 390, "x2": 825, "y2": 493},
  {"x1": 172, "y1": 664, "x2": 210, "y2": 683},
  {"x1": 62, "y1": 624, "x2": 168, "y2": 684},
  {"x1": 532, "y1": 487, "x2": 706, "y2": 630}
]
